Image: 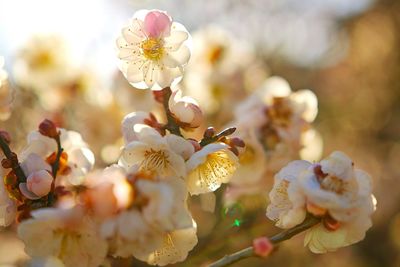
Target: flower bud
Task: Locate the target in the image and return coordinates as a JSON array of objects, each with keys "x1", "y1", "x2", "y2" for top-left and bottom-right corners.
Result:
[
  {"x1": 0, "y1": 130, "x2": 11, "y2": 144},
  {"x1": 204, "y1": 127, "x2": 216, "y2": 138},
  {"x1": 1, "y1": 158, "x2": 12, "y2": 169},
  {"x1": 39, "y1": 119, "x2": 59, "y2": 138},
  {"x1": 26, "y1": 170, "x2": 53, "y2": 197},
  {"x1": 253, "y1": 237, "x2": 273, "y2": 258},
  {"x1": 230, "y1": 137, "x2": 245, "y2": 148},
  {"x1": 169, "y1": 89, "x2": 204, "y2": 130}
]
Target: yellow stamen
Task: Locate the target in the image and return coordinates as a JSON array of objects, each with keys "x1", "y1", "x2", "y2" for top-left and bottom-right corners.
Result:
[{"x1": 141, "y1": 38, "x2": 164, "y2": 61}]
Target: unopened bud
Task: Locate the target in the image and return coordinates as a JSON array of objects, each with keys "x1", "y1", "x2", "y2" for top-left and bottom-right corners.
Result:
[
  {"x1": 0, "y1": 130, "x2": 11, "y2": 144},
  {"x1": 1, "y1": 158, "x2": 12, "y2": 169},
  {"x1": 204, "y1": 127, "x2": 216, "y2": 138},
  {"x1": 253, "y1": 237, "x2": 273, "y2": 258},
  {"x1": 39, "y1": 119, "x2": 59, "y2": 138},
  {"x1": 229, "y1": 146, "x2": 239, "y2": 157},
  {"x1": 219, "y1": 127, "x2": 236, "y2": 137},
  {"x1": 230, "y1": 137, "x2": 245, "y2": 148}
]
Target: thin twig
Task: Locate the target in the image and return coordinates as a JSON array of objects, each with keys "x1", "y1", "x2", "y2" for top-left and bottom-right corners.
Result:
[
  {"x1": 199, "y1": 127, "x2": 236, "y2": 147},
  {"x1": 51, "y1": 134, "x2": 63, "y2": 178},
  {"x1": 207, "y1": 216, "x2": 320, "y2": 267},
  {"x1": 0, "y1": 134, "x2": 26, "y2": 183},
  {"x1": 48, "y1": 133, "x2": 63, "y2": 205}
]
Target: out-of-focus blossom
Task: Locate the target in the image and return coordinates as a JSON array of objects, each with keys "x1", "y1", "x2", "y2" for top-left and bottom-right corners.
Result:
[
  {"x1": 137, "y1": 176, "x2": 192, "y2": 231},
  {"x1": 0, "y1": 57, "x2": 12, "y2": 120},
  {"x1": 168, "y1": 89, "x2": 203, "y2": 130},
  {"x1": 21, "y1": 129, "x2": 95, "y2": 186},
  {"x1": 266, "y1": 160, "x2": 310, "y2": 229},
  {"x1": 117, "y1": 10, "x2": 191, "y2": 90},
  {"x1": 28, "y1": 256, "x2": 65, "y2": 267},
  {"x1": 18, "y1": 207, "x2": 107, "y2": 267},
  {"x1": 96, "y1": 165, "x2": 196, "y2": 265},
  {"x1": 183, "y1": 26, "x2": 268, "y2": 125},
  {"x1": 186, "y1": 143, "x2": 238, "y2": 195},
  {"x1": 13, "y1": 35, "x2": 75, "y2": 92},
  {"x1": 112, "y1": 72, "x2": 156, "y2": 113},
  {"x1": 82, "y1": 165, "x2": 133, "y2": 219},
  {"x1": 228, "y1": 76, "x2": 322, "y2": 198},
  {"x1": 266, "y1": 151, "x2": 376, "y2": 253},
  {"x1": 119, "y1": 124, "x2": 193, "y2": 177},
  {"x1": 145, "y1": 221, "x2": 198, "y2": 266}
]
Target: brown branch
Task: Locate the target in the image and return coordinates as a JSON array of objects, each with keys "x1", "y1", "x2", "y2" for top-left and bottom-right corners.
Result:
[
  {"x1": 207, "y1": 216, "x2": 320, "y2": 267},
  {"x1": 0, "y1": 134, "x2": 26, "y2": 183}
]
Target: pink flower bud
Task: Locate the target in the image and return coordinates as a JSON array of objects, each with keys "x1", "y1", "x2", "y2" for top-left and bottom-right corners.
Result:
[
  {"x1": 26, "y1": 170, "x2": 53, "y2": 197},
  {"x1": 144, "y1": 10, "x2": 172, "y2": 38},
  {"x1": 253, "y1": 237, "x2": 273, "y2": 258}
]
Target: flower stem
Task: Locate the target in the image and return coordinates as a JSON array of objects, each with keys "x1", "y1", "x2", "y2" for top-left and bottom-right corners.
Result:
[
  {"x1": 48, "y1": 133, "x2": 63, "y2": 205},
  {"x1": 0, "y1": 134, "x2": 26, "y2": 183},
  {"x1": 207, "y1": 216, "x2": 320, "y2": 267},
  {"x1": 51, "y1": 134, "x2": 63, "y2": 178},
  {"x1": 160, "y1": 87, "x2": 183, "y2": 137},
  {"x1": 199, "y1": 127, "x2": 236, "y2": 147}
]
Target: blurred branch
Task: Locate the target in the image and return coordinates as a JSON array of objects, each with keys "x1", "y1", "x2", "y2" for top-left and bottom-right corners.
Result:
[
  {"x1": 0, "y1": 133, "x2": 27, "y2": 183},
  {"x1": 207, "y1": 216, "x2": 320, "y2": 267}
]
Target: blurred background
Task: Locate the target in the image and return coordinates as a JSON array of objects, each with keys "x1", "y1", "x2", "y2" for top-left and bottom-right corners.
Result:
[{"x1": 0, "y1": 0, "x2": 399, "y2": 266}]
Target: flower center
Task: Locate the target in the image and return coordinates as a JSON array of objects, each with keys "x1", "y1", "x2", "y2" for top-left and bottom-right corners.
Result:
[
  {"x1": 141, "y1": 149, "x2": 169, "y2": 173},
  {"x1": 320, "y1": 175, "x2": 347, "y2": 195},
  {"x1": 266, "y1": 97, "x2": 293, "y2": 128},
  {"x1": 46, "y1": 151, "x2": 70, "y2": 176},
  {"x1": 30, "y1": 51, "x2": 54, "y2": 69},
  {"x1": 207, "y1": 45, "x2": 225, "y2": 65},
  {"x1": 141, "y1": 38, "x2": 164, "y2": 61},
  {"x1": 196, "y1": 151, "x2": 237, "y2": 190}
]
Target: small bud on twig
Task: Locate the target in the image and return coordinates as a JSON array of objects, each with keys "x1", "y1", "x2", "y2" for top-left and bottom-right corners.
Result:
[
  {"x1": 253, "y1": 237, "x2": 273, "y2": 258},
  {"x1": 1, "y1": 158, "x2": 12, "y2": 169},
  {"x1": 39, "y1": 119, "x2": 59, "y2": 139},
  {"x1": 0, "y1": 130, "x2": 11, "y2": 144},
  {"x1": 204, "y1": 127, "x2": 216, "y2": 138}
]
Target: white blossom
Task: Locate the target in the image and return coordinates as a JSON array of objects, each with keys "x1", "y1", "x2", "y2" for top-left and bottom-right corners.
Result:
[
  {"x1": 266, "y1": 151, "x2": 376, "y2": 253},
  {"x1": 186, "y1": 143, "x2": 238, "y2": 195},
  {"x1": 117, "y1": 10, "x2": 191, "y2": 90},
  {"x1": 18, "y1": 207, "x2": 108, "y2": 267},
  {"x1": 21, "y1": 129, "x2": 95, "y2": 186},
  {"x1": 168, "y1": 89, "x2": 203, "y2": 129},
  {"x1": 119, "y1": 124, "x2": 193, "y2": 178}
]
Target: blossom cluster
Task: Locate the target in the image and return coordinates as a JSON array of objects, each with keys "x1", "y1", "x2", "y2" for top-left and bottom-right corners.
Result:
[
  {"x1": 0, "y1": 9, "x2": 243, "y2": 267},
  {"x1": 0, "y1": 7, "x2": 377, "y2": 267},
  {"x1": 225, "y1": 76, "x2": 322, "y2": 201},
  {"x1": 267, "y1": 151, "x2": 376, "y2": 253}
]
